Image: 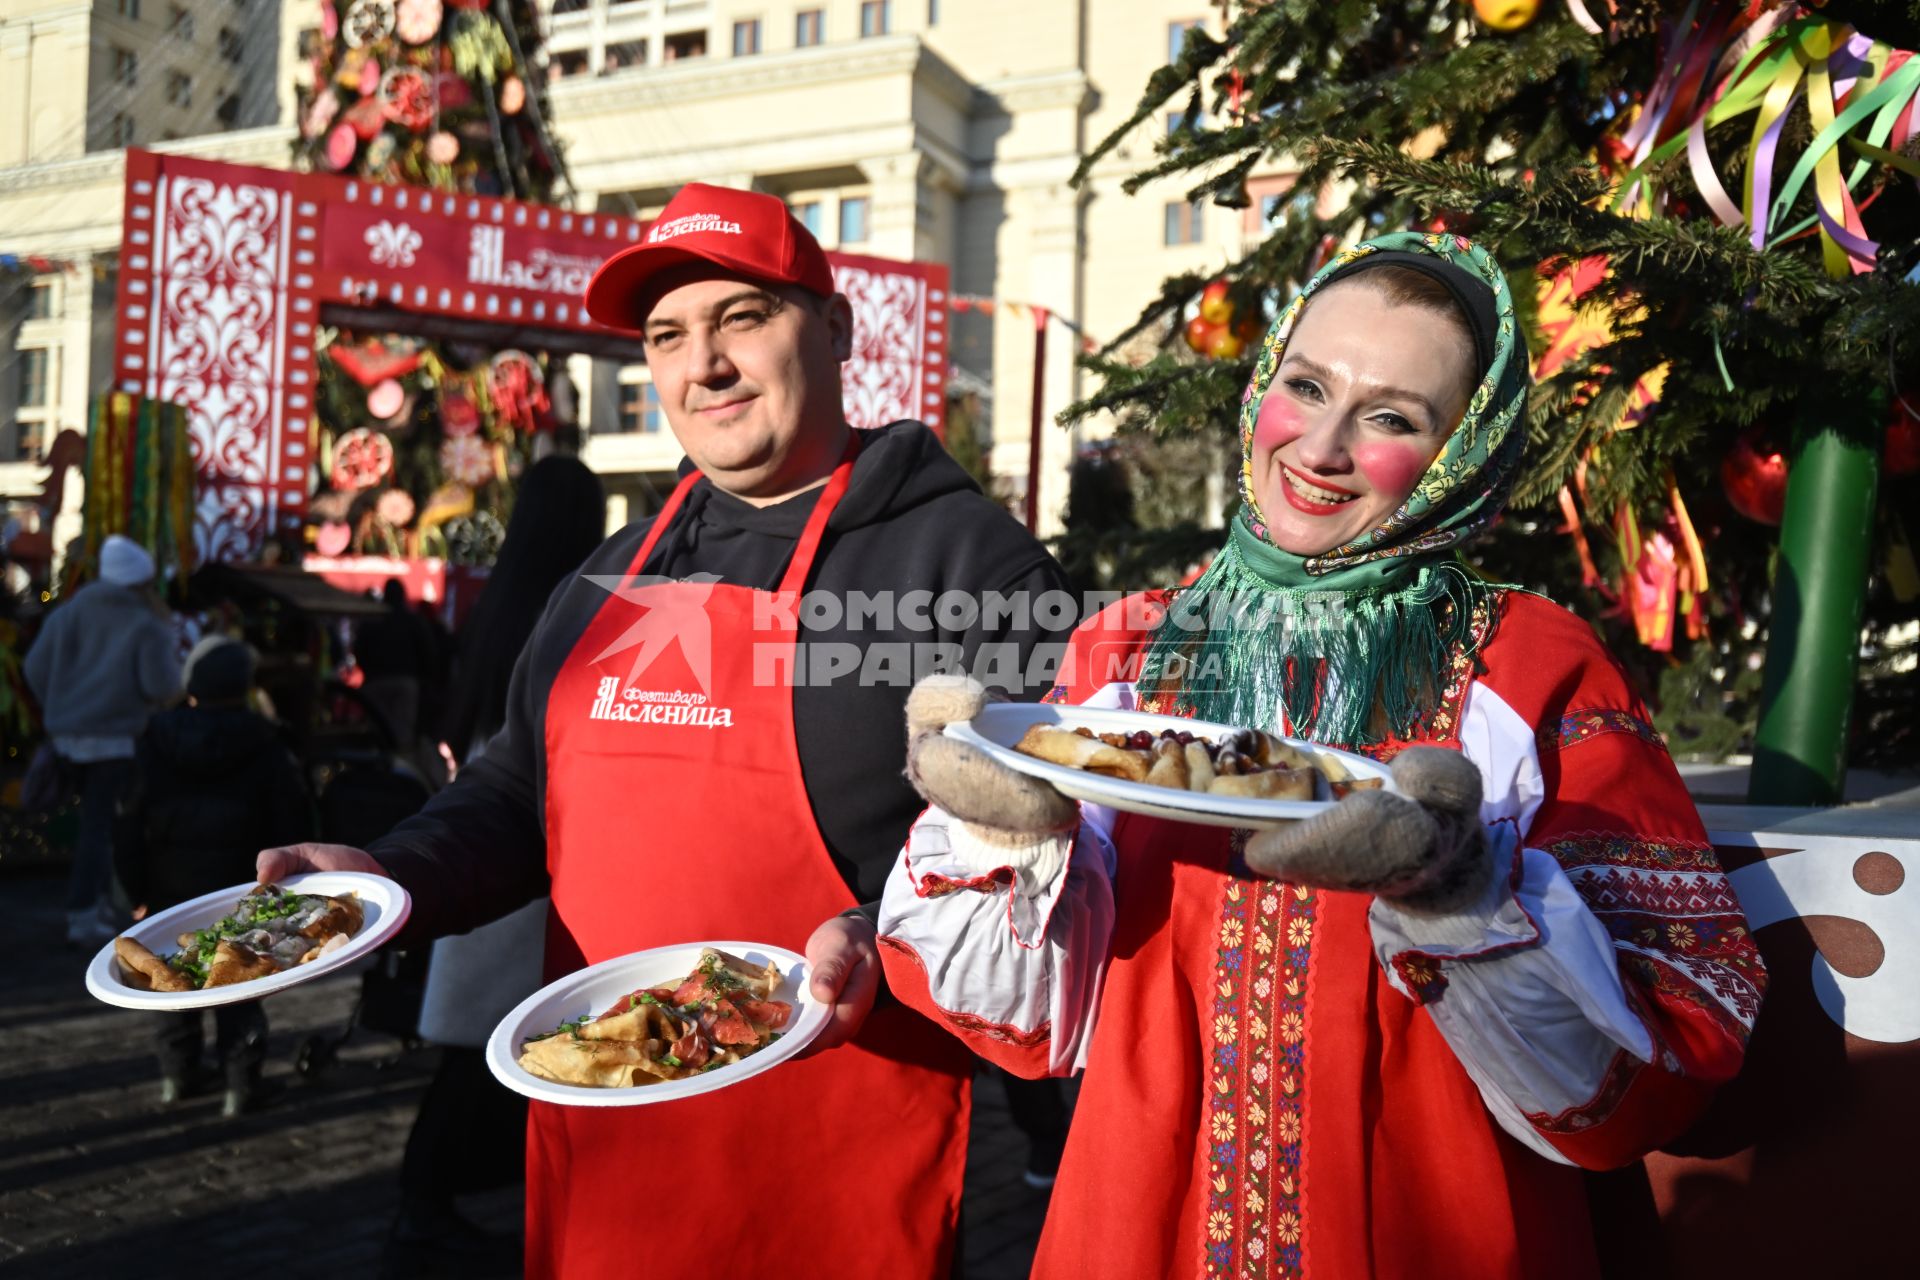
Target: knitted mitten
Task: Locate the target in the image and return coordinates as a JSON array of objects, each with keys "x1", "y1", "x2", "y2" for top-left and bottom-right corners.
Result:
[
  {"x1": 1241, "y1": 746, "x2": 1493, "y2": 914},
  {"x1": 904, "y1": 674, "x2": 1079, "y2": 861}
]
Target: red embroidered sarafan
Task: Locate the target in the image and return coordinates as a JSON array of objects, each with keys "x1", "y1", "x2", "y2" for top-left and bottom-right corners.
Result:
[{"x1": 884, "y1": 590, "x2": 1764, "y2": 1279}]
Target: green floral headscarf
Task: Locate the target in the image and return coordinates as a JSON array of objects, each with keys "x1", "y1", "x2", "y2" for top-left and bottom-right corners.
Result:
[{"x1": 1138, "y1": 231, "x2": 1531, "y2": 746}]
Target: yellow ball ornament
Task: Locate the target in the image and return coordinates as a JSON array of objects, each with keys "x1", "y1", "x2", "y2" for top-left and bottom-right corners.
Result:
[{"x1": 1473, "y1": 0, "x2": 1540, "y2": 33}]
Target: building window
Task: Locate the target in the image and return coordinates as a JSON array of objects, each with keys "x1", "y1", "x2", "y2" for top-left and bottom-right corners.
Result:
[
  {"x1": 18, "y1": 349, "x2": 50, "y2": 408},
  {"x1": 1169, "y1": 19, "x2": 1202, "y2": 63},
  {"x1": 617, "y1": 380, "x2": 663, "y2": 434},
  {"x1": 167, "y1": 71, "x2": 192, "y2": 107},
  {"x1": 550, "y1": 49, "x2": 590, "y2": 79},
  {"x1": 168, "y1": 4, "x2": 193, "y2": 37},
  {"x1": 27, "y1": 281, "x2": 54, "y2": 320},
  {"x1": 296, "y1": 26, "x2": 321, "y2": 58},
  {"x1": 115, "y1": 0, "x2": 140, "y2": 19},
  {"x1": 113, "y1": 47, "x2": 138, "y2": 85},
  {"x1": 860, "y1": 1, "x2": 889, "y2": 38},
  {"x1": 664, "y1": 29, "x2": 706, "y2": 61},
  {"x1": 218, "y1": 26, "x2": 242, "y2": 61},
  {"x1": 113, "y1": 113, "x2": 136, "y2": 146},
  {"x1": 1164, "y1": 199, "x2": 1204, "y2": 245},
  {"x1": 795, "y1": 8, "x2": 823, "y2": 46},
  {"x1": 839, "y1": 196, "x2": 870, "y2": 244},
  {"x1": 732, "y1": 19, "x2": 761, "y2": 56},
  {"x1": 791, "y1": 201, "x2": 822, "y2": 236},
  {"x1": 9, "y1": 424, "x2": 45, "y2": 463},
  {"x1": 551, "y1": 0, "x2": 589, "y2": 12},
  {"x1": 603, "y1": 40, "x2": 646, "y2": 71},
  {"x1": 216, "y1": 93, "x2": 240, "y2": 127}
]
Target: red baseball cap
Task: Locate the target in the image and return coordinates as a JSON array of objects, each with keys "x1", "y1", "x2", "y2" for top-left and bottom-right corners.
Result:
[{"x1": 585, "y1": 183, "x2": 836, "y2": 331}]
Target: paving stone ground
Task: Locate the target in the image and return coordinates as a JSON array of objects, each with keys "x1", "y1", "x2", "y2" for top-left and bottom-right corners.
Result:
[{"x1": 0, "y1": 869, "x2": 1057, "y2": 1279}]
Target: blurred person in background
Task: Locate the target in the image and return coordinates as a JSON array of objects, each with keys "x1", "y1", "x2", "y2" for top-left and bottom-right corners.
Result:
[
  {"x1": 114, "y1": 636, "x2": 316, "y2": 1115},
  {"x1": 383, "y1": 456, "x2": 607, "y2": 1278},
  {"x1": 25, "y1": 534, "x2": 183, "y2": 945},
  {"x1": 354, "y1": 579, "x2": 437, "y2": 758}
]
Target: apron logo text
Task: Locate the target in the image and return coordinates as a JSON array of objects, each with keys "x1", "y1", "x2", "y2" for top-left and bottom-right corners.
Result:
[{"x1": 588, "y1": 676, "x2": 734, "y2": 728}]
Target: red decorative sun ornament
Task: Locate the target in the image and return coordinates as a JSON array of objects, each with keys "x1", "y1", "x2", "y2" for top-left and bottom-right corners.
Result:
[
  {"x1": 440, "y1": 434, "x2": 495, "y2": 487},
  {"x1": 332, "y1": 428, "x2": 395, "y2": 491},
  {"x1": 381, "y1": 67, "x2": 437, "y2": 132}
]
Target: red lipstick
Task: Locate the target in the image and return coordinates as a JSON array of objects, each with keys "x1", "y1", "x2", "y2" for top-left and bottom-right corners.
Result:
[{"x1": 1276, "y1": 461, "x2": 1359, "y2": 517}]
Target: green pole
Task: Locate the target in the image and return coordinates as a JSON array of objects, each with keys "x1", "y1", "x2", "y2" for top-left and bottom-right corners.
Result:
[{"x1": 1749, "y1": 395, "x2": 1884, "y2": 805}]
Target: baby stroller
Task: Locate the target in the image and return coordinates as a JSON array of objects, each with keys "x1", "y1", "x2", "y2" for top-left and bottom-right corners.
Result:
[{"x1": 294, "y1": 681, "x2": 437, "y2": 1077}]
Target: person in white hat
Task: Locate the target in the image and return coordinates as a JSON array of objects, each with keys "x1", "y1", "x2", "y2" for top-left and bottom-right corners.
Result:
[{"x1": 24, "y1": 534, "x2": 183, "y2": 944}]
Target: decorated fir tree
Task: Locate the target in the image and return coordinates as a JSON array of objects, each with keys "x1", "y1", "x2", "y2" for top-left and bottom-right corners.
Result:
[
  {"x1": 1062, "y1": 0, "x2": 1920, "y2": 785},
  {"x1": 292, "y1": 0, "x2": 568, "y2": 564}
]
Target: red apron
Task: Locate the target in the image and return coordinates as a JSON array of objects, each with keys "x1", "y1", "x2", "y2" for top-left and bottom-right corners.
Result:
[{"x1": 531, "y1": 447, "x2": 973, "y2": 1278}]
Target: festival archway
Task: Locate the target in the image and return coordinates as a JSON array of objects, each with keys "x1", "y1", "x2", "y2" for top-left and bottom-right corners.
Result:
[{"x1": 111, "y1": 150, "x2": 949, "y2": 561}]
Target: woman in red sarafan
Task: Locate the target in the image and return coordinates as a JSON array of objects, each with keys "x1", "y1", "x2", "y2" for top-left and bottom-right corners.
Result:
[{"x1": 866, "y1": 233, "x2": 1766, "y2": 1280}]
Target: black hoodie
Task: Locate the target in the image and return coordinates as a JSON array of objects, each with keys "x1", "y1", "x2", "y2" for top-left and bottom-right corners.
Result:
[
  {"x1": 370, "y1": 422, "x2": 1073, "y2": 940},
  {"x1": 115, "y1": 704, "x2": 318, "y2": 911}
]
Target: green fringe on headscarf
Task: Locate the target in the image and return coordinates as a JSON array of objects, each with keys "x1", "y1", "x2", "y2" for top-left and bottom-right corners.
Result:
[
  {"x1": 1138, "y1": 231, "x2": 1530, "y2": 747},
  {"x1": 1138, "y1": 514, "x2": 1499, "y2": 745}
]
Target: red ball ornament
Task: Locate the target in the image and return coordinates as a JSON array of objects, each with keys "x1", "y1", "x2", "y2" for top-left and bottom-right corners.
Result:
[
  {"x1": 1199, "y1": 280, "x2": 1234, "y2": 326},
  {"x1": 1720, "y1": 430, "x2": 1790, "y2": 526},
  {"x1": 1884, "y1": 408, "x2": 1920, "y2": 477},
  {"x1": 1206, "y1": 328, "x2": 1246, "y2": 360},
  {"x1": 1184, "y1": 315, "x2": 1218, "y2": 354}
]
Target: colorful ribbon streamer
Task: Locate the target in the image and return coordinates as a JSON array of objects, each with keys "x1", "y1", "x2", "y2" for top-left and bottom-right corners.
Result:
[{"x1": 1613, "y1": 14, "x2": 1920, "y2": 279}]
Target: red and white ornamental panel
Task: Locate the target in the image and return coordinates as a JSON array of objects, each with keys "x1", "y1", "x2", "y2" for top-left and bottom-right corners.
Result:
[{"x1": 113, "y1": 151, "x2": 951, "y2": 562}]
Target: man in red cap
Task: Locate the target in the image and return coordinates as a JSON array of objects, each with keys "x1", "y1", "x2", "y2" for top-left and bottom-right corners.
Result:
[{"x1": 260, "y1": 183, "x2": 1073, "y2": 1277}]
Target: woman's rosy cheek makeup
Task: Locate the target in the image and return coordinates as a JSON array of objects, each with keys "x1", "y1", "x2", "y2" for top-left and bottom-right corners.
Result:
[
  {"x1": 1352, "y1": 439, "x2": 1433, "y2": 504},
  {"x1": 1252, "y1": 396, "x2": 1304, "y2": 456}
]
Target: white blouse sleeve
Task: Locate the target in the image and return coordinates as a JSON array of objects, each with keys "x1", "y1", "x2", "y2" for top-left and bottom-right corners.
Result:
[
  {"x1": 877, "y1": 806, "x2": 1116, "y2": 1075},
  {"x1": 1365, "y1": 681, "x2": 1653, "y2": 1166}
]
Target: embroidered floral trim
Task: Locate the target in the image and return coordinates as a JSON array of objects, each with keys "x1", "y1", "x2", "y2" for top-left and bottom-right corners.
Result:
[
  {"x1": 912, "y1": 868, "x2": 1013, "y2": 898},
  {"x1": 1041, "y1": 684, "x2": 1069, "y2": 705},
  {"x1": 1202, "y1": 850, "x2": 1315, "y2": 1279},
  {"x1": 1542, "y1": 831, "x2": 1765, "y2": 1042},
  {"x1": 1540, "y1": 707, "x2": 1663, "y2": 752},
  {"x1": 1419, "y1": 589, "x2": 1496, "y2": 745},
  {"x1": 1541, "y1": 831, "x2": 1726, "y2": 876}
]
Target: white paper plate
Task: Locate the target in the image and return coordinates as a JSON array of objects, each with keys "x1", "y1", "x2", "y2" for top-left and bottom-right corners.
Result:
[
  {"x1": 487, "y1": 941, "x2": 829, "y2": 1108},
  {"x1": 944, "y1": 703, "x2": 1394, "y2": 830},
  {"x1": 84, "y1": 872, "x2": 411, "y2": 1011}
]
